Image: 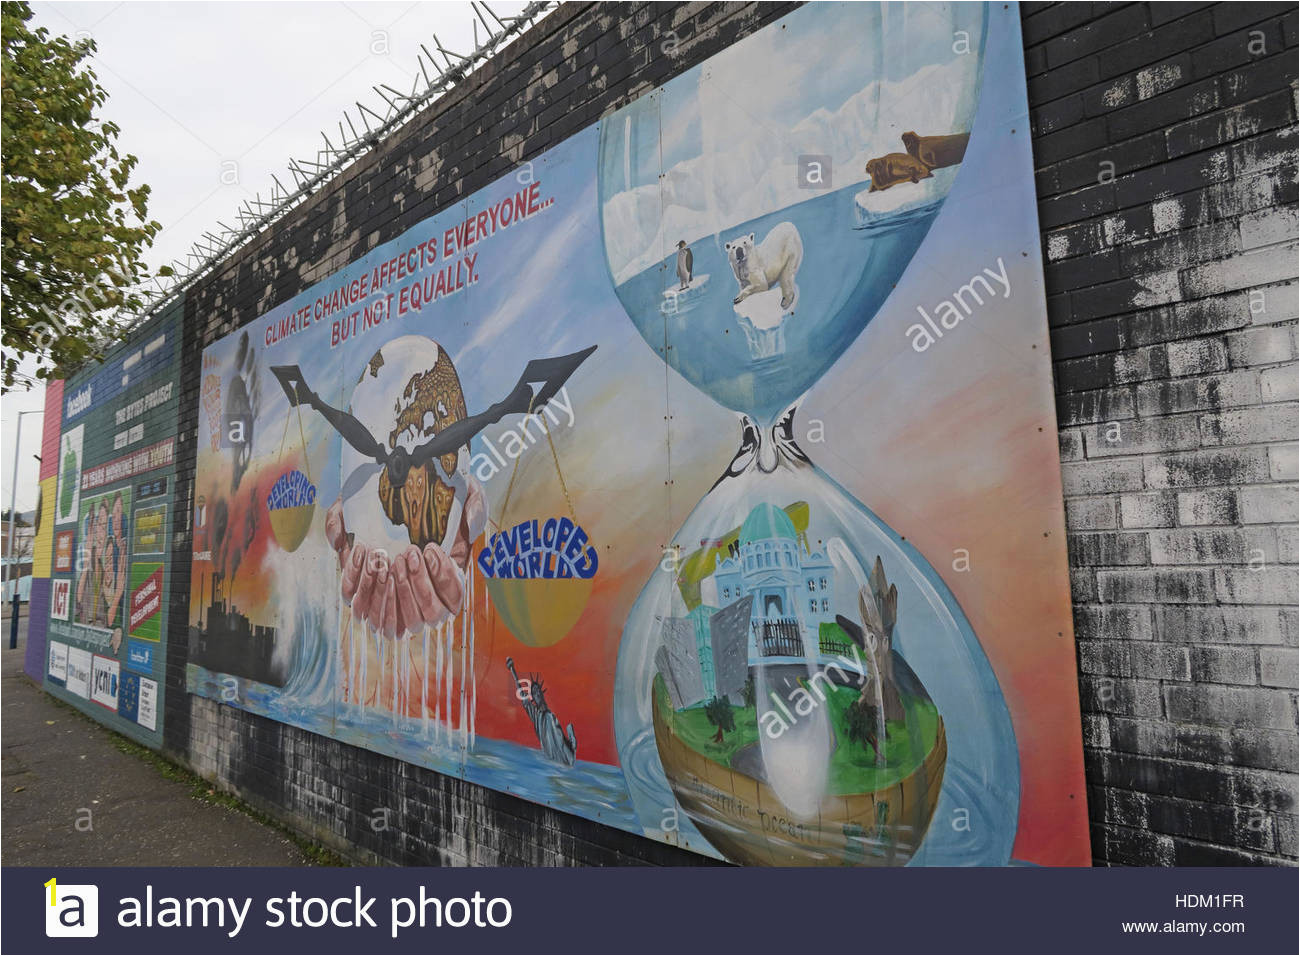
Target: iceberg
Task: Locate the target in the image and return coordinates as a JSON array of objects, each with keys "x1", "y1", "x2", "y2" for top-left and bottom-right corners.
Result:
[
  {"x1": 660, "y1": 273, "x2": 712, "y2": 315},
  {"x1": 854, "y1": 165, "x2": 957, "y2": 228},
  {"x1": 603, "y1": 49, "x2": 983, "y2": 285},
  {"x1": 734, "y1": 284, "x2": 796, "y2": 358}
]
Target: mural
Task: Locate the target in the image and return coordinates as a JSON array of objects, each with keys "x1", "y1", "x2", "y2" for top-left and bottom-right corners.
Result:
[
  {"x1": 22, "y1": 378, "x2": 62, "y2": 682},
  {"x1": 187, "y1": 3, "x2": 1089, "y2": 865},
  {"x1": 42, "y1": 305, "x2": 181, "y2": 745}
]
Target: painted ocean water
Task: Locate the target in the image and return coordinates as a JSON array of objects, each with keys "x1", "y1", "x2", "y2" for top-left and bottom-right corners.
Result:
[
  {"x1": 612, "y1": 183, "x2": 942, "y2": 424},
  {"x1": 189, "y1": 660, "x2": 644, "y2": 840}
]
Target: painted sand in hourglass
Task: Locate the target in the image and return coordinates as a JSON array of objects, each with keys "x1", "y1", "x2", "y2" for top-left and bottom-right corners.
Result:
[{"x1": 601, "y1": 2, "x2": 1019, "y2": 866}]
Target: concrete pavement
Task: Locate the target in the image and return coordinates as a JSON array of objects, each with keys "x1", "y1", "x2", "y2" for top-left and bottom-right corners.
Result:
[{"x1": 2, "y1": 608, "x2": 319, "y2": 866}]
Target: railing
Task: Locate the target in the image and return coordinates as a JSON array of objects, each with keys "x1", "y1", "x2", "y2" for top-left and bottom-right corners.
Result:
[
  {"x1": 753, "y1": 618, "x2": 805, "y2": 658},
  {"x1": 819, "y1": 636, "x2": 853, "y2": 657}
]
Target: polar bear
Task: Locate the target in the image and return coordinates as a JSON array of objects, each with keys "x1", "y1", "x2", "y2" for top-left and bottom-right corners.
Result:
[{"x1": 724, "y1": 221, "x2": 803, "y2": 311}]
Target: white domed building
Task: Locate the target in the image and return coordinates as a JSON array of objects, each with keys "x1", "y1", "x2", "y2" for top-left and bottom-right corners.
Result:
[{"x1": 704, "y1": 503, "x2": 836, "y2": 665}]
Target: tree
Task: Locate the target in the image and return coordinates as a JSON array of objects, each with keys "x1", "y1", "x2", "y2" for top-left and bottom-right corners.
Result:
[
  {"x1": 0, "y1": 508, "x2": 31, "y2": 527},
  {"x1": 741, "y1": 673, "x2": 756, "y2": 709},
  {"x1": 704, "y1": 695, "x2": 735, "y2": 744},
  {"x1": 845, "y1": 698, "x2": 882, "y2": 760},
  {"x1": 1, "y1": 2, "x2": 167, "y2": 391}
]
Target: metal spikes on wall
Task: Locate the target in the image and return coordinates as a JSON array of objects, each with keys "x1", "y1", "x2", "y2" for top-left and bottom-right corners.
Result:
[{"x1": 128, "y1": 1, "x2": 556, "y2": 332}]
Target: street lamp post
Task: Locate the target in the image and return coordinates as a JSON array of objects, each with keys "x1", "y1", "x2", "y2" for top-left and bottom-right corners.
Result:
[{"x1": 8, "y1": 409, "x2": 42, "y2": 650}]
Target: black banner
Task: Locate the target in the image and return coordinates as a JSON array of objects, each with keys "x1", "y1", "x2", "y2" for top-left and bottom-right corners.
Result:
[{"x1": 6, "y1": 865, "x2": 1298, "y2": 955}]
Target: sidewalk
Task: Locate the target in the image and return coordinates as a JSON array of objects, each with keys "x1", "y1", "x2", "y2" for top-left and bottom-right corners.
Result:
[{"x1": 1, "y1": 610, "x2": 316, "y2": 866}]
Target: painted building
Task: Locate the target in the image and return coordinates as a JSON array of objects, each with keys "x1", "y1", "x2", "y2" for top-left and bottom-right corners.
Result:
[
  {"x1": 708, "y1": 596, "x2": 752, "y2": 702},
  {"x1": 686, "y1": 604, "x2": 718, "y2": 698},
  {"x1": 706, "y1": 504, "x2": 837, "y2": 664},
  {"x1": 656, "y1": 595, "x2": 751, "y2": 707},
  {"x1": 656, "y1": 616, "x2": 705, "y2": 710}
]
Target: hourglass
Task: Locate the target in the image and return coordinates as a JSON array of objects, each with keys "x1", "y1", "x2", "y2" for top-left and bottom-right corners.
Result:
[{"x1": 602, "y1": 2, "x2": 1018, "y2": 866}]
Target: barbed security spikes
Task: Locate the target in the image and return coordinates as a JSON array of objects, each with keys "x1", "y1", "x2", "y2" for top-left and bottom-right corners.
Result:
[{"x1": 122, "y1": 1, "x2": 555, "y2": 332}]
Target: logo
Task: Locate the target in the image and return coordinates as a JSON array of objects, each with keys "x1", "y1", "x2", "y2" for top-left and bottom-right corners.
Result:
[
  {"x1": 44, "y1": 878, "x2": 98, "y2": 937},
  {"x1": 51, "y1": 580, "x2": 71, "y2": 621},
  {"x1": 119, "y1": 672, "x2": 141, "y2": 724},
  {"x1": 126, "y1": 639, "x2": 154, "y2": 674},
  {"x1": 65, "y1": 385, "x2": 93, "y2": 418},
  {"x1": 91, "y1": 655, "x2": 120, "y2": 709},
  {"x1": 477, "y1": 517, "x2": 598, "y2": 579},
  {"x1": 797, "y1": 153, "x2": 832, "y2": 189},
  {"x1": 47, "y1": 642, "x2": 68, "y2": 682}
]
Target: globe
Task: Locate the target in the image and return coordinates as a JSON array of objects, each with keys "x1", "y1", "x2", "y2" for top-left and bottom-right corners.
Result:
[{"x1": 341, "y1": 334, "x2": 470, "y2": 559}]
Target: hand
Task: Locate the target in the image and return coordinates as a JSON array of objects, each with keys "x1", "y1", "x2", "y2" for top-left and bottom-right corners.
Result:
[
  {"x1": 326, "y1": 478, "x2": 486, "y2": 636},
  {"x1": 107, "y1": 557, "x2": 127, "y2": 623}
]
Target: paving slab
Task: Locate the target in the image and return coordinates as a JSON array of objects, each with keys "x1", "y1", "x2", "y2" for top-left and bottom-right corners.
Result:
[{"x1": 2, "y1": 610, "x2": 313, "y2": 866}]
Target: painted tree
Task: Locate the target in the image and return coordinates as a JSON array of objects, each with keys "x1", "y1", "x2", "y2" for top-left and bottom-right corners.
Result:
[
  {"x1": 1, "y1": 2, "x2": 166, "y2": 391},
  {"x1": 844, "y1": 695, "x2": 881, "y2": 759},
  {"x1": 835, "y1": 558, "x2": 905, "y2": 761},
  {"x1": 703, "y1": 695, "x2": 735, "y2": 743}
]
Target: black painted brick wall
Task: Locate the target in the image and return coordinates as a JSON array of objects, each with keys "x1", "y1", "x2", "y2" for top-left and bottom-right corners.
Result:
[
  {"x1": 1024, "y1": 1, "x2": 1298, "y2": 866},
  {"x1": 152, "y1": 1, "x2": 1299, "y2": 867}
]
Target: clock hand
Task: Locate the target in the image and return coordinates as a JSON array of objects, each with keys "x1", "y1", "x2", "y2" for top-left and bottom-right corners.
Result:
[
  {"x1": 340, "y1": 461, "x2": 383, "y2": 502},
  {"x1": 272, "y1": 345, "x2": 597, "y2": 491},
  {"x1": 269, "y1": 365, "x2": 386, "y2": 463},
  {"x1": 406, "y1": 345, "x2": 597, "y2": 469}
]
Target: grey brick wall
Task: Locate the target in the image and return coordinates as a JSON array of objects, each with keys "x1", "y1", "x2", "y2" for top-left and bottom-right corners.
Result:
[{"x1": 1025, "y1": 1, "x2": 1298, "y2": 865}]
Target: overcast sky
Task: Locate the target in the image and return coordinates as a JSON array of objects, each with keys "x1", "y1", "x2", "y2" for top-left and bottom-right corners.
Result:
[{"x1": 2, "y1": 0, "x2": 532, "y2": 517}]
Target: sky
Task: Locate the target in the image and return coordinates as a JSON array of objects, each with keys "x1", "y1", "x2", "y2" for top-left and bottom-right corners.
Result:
[{"x1": 2, "y1": 0, "x2": 532, "y2": 516}]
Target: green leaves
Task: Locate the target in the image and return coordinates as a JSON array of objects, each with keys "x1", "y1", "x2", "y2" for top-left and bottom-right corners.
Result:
[{"x1": 1, "y1": 1, "x2": 163, "y2": 390}]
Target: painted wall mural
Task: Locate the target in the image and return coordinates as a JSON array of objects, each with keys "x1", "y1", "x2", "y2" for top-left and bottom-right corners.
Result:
[
  {"x1": 22, "y1": 377, "x2": 63, "y2": 683},
  {"x1": 42, "y1": 305, "x2": 181, "y2": 746},
  {"x1": 187, "y1": 3, "x2": 1089, "y2": 865}
]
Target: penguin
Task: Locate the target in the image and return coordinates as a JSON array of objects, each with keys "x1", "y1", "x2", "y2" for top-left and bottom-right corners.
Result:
[{"x1": 675, "y1": 240, "x2": 693, "y2": 290}]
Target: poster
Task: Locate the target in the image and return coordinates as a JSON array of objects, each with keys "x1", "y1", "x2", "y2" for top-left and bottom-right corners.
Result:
[
  {"x1": 50, "y1": 579, "x2": 71, "y2": 621},
  {"x1": 128, "y1": 562, "x2": 164, "y2": 641},
  {"x1": 131, "y1": 503, "x2": 168, "y2": 556},
  {"x1": 55, "y1": 424, "x2": 82, "y2": 527},
  {"x1": 91, "y1": 654, "x2": 121, "y2": 710},
  {"x1": 48, "y1": 641, "x2": 68, "y2": 683},
  {"x1": 139, "y1": 677, "x2": 158, "y2": 731},
  {"x1": 70, "y1": 486, "x2": 132, "y2": 648},
  {"x1": 43, "y1": 306, "x2": 182, "y2": 746},
  {"x1": 186, "y1": 3, "x2": 1087, "y2": 866},
  {"x1": 65, "y1": 647, "x2": 92, "y2": 699},
  {"x1": 54, "y1": 530, "x2": 75, "y2": 574}
]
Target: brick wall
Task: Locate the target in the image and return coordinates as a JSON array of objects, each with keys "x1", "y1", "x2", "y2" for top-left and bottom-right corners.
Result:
[
  {"x1": 1024, "y1": 1, "x2": 1298, "y2": 864},
  {"x1": 86, "y1": 0, "x2": 1296, "y2": 867}
]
